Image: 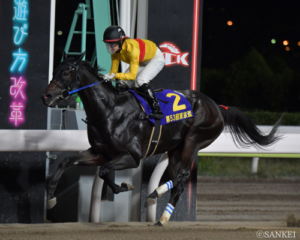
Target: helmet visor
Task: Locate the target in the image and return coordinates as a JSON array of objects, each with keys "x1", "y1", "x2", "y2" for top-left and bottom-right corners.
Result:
[{"x1": 105, "y1": 42, "x2": 119, "y2": 54}]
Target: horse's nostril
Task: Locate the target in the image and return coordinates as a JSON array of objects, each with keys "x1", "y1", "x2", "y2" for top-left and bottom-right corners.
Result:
[{"x1": 42, "y1": 94, "x2": 52, "y2": 100}]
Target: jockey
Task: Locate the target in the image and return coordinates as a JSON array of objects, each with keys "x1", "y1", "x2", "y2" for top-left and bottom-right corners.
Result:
[{"x1": 102, "y1": 25, "x2": 165, "y2": 120}]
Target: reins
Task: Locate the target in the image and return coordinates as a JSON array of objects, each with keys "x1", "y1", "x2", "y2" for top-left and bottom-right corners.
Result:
[
  {"x1": 52, "y1": 61, "x2": 117, "y2": 125},
  {"x1": 51, "y1": 61, "x2": 168, "y2": 126},
  {"x1": 69, "y1": 82, "x2": 100, "y2": 95}
]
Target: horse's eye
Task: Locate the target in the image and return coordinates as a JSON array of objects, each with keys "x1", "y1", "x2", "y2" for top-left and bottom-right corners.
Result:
[{"x1": 63, "y1": 71, "x2": 69, "y2": 76}]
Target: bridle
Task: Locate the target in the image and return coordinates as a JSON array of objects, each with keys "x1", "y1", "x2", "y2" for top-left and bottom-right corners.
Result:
[
  {"x1": 49, "y1": 61, "x2": 117, "y2": 124},
  {"x1": 50, "y1": 61, "x2": 81, "y2": 99}
]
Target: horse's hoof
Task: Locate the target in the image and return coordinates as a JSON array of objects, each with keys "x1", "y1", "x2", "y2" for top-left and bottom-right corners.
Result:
[
  {"x1": 154, "y1": 221, "x2": 163, "y2": 227},
  {"x1": 144, "y1": 197, "x2": 157, "y2": 208},
  {"x1": 47, "y1": 197, "x2": 57, "y2": 209},
  {"x1": 121, "y1": 182, "x2": 134, "y2": 191}
]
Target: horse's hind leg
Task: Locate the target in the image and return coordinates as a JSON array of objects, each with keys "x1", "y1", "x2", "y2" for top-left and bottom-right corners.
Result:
[
  {"x1": 153, "y1": 146, "x2": 190, "y2": 226},
  {"x1": 145, "y1": 146, "x2": 189, "y2": 205},
  {"x1": 47, "y1": 148, "x2": 105, "y2": 209},
  {"x1": 155, "y1": 129, "x2": 222, "y2": 226}
]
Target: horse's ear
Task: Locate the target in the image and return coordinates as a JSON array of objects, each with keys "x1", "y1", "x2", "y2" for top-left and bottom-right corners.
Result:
[
  {"x1": 75, "y1": 51, "x2": 86, "y2": 65},
  {"x1": 63, "y1": 51, "x2": 67, "y2": 60}
]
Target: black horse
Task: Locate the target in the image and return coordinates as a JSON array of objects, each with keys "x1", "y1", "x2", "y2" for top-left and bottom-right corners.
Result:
[{"x1": 41, "y1": 52, "x2": 281, "y2": 226}]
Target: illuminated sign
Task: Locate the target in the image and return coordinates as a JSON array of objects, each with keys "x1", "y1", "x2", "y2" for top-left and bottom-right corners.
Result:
[
  {"x1": 10, "y1": 77, "x2": 26, "y2": 99},
  {"x1": 10, "y1": 48, "x2": 28, "y2": 72},
  {"x1": 10, "y1": 0, "x2": 29, "y2": 126},
  {"x1": 159, "y1": 42, "x2": 189, "y2": 67}
]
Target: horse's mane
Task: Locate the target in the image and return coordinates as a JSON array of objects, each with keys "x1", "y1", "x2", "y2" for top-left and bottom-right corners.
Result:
[{"x1": 81, "y1": 61, "x2": 105, "y2": 80}]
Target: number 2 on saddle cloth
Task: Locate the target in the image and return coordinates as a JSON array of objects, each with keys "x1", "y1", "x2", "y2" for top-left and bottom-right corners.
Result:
[
  {"x1": 129, "y1": 89, "x2": 194, "y2": 125},
  {"x1": 129, "y1": 89, "x2": 195, "y2": 158}
]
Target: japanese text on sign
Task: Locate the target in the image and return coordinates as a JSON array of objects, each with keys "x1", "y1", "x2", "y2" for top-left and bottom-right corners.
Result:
[{"x1": 9, "y1": 0, "x2": 29, "y2": 126}]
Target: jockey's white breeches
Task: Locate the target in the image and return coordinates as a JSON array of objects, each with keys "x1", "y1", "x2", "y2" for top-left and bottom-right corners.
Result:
[{"x1": 122, "y1": 48, "x2": 165, "y2": 88}]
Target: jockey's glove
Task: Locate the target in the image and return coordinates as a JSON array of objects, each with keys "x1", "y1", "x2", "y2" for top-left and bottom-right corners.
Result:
[{"x1": 103, "y1": 73, "x2": 116, "y2": 81}]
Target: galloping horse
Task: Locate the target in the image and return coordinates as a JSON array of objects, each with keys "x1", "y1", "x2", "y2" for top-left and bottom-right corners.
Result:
[{"x1": 41, "y1": 52, "x2": 281, "y2": 226}]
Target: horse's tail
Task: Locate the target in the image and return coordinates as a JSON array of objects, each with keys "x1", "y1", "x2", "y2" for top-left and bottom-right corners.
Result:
[{"x1": 219, "y1": 105, "x2": 282, "y2": 148}]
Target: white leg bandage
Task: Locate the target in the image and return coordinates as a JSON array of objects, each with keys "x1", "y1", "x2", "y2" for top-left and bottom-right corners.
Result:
[
  {"x1": 159, "y1": 203, "x2": 174, "y2": 226},
  {"x1": 156, "y1": 180, "x2": 173, "y2": 198}
]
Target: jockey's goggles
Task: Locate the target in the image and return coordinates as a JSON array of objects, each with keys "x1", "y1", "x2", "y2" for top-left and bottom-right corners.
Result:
[
  {"x1": 106, "y1": 42, "x2": 118, "y2": 47},
  {"x1": 105, "y1": 42, "x2": 119, "y2": 54}
]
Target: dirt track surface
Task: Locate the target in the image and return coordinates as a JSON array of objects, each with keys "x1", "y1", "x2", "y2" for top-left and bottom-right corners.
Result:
[
  {"x1": 0, "y1": 221, "x2": 299, "y2": 240},
  {"x1": 1, "y1": 177, "x2": 300, "y2": 239},
  {"x1": 197, "y1": 177, "x2": 300, "y2": 221}
]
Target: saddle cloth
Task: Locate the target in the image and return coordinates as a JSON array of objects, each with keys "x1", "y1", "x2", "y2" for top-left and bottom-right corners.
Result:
[{"x1": 129, "y1": 89, "x2": 194, "y2": 125}]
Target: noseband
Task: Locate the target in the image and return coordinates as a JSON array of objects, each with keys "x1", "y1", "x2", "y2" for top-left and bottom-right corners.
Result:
[{"x1": 50, "y1": 61, "x2": 117, "y2": 124}]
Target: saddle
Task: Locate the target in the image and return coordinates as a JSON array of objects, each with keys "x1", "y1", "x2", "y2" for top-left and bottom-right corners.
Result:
[
  {"x1": 110, "y1": 79, "x2": 194, "y2": 157},
  {"x1": 111, "y1": 80, "x2": 164, "y2": 157},
  {"x1": 111, "y1": 79, "x2": 194, "y2": 126}
]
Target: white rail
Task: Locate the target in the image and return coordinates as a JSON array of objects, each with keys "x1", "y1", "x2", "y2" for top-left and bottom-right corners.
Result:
[
  {"x1": 3, "y1": 126, "x2": 298, "y2": 153},
  {"x1": 0, "y1": 130, "x2": 89, "y2": 152},
  {"x1": 198, "y1": 126, "x2": 300, "y2": 155}
]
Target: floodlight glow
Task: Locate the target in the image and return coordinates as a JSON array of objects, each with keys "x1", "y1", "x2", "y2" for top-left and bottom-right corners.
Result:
[
  {"x1": 227, "y1": 21, "x2": 233, "y2": 26},
  {"x1": 283, "y1": 40, "x2": 289, "y2": 46},
  {"x1": 271, "y1": 39, "x2": 276, "y2": 44}
]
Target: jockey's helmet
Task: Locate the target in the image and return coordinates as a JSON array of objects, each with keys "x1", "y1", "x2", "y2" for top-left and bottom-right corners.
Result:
[{"x1": 103, "y1": 26, "x2": 126, "y2": 54}]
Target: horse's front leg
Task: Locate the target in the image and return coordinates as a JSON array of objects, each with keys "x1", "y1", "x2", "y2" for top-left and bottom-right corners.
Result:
[
  {"x1": 99, "y1": 151, "x2": 139, "y2": 194},
  {"x1": 47, "y1": 148, "x2": 105, "y2": 209}
]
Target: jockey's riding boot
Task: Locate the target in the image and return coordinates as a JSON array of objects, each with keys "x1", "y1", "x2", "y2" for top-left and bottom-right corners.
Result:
[{"x1": 137, "y1": 83, "x2": 164, "y2": 120}]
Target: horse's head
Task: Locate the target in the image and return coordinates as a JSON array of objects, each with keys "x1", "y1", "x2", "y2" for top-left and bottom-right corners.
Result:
[{"x1": 41, "y1": 52, "x2": 85, "y2": 107}]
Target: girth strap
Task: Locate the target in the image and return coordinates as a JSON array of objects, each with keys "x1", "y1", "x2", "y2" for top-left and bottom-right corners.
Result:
[{"x1": 142, "y1": 119, "x2": 162, "y2": 158}]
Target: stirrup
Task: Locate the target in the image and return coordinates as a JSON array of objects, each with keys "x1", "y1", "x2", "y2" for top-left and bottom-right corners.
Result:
[
  {"x1": 150, "y1": 105, "x2": 164, "y2": 119},
  {"x1": 153, "y1": 114, "x2": 164, "y2": 120},
  {"x1": 145, "y1": 113, "x2": 164, "y2": 120}
]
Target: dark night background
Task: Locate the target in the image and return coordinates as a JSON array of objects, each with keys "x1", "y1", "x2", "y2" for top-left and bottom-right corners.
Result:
[
  {"x1": 202, "y1": 1, "x2": 300, "y2": 70},
  {"x1": 201, "y1": 0, "x2": 300, "y2": 112}
]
